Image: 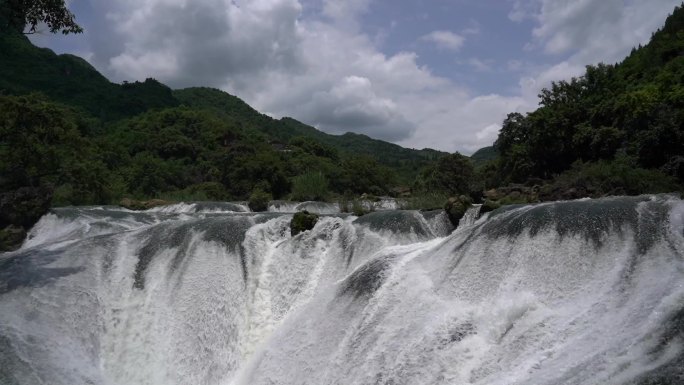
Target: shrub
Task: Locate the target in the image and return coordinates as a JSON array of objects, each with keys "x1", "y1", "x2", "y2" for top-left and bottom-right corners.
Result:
[
  {"x1": 291, "y1": 171, "x2": 328, "y2": 201},
  {"x1": 554, "y1": 155, "x2": 680, "y2": 196},
  {"x1": 399, "y1": 192, "x2": 448, "y2": 210},
  {"x1": 351, "y1": 199, "x2": 368, "y2": 216},
  {"x1": 248, "y1": 188, "x2": 272, "y2": 212}
]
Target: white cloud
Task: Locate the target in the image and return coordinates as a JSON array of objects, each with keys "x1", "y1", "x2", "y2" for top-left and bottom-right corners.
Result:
[
  {"x1": 322, "y1": 0, "x2": 370, "y2": 26},
  {"x1": 508, "y1": 0, "x2": 539, "y2": 22},
  {"x1": 516, "y1": 0, "x2": 681, "y2": 64},
  {"x1": 421, "y1": 30, "x2": 466, "y2": 51},
  {"x1": 27, "y1": 0, "x2": 682, "y2": 154},
  {"x1": 467, "y1": 58, "x2": 493, "y2": 72},
  {"x1": 512, "y1": 0, "x2": 681, "y2": 111}
]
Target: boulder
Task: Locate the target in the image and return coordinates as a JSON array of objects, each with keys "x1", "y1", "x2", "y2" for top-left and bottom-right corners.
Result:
[
  {"x1": 290, "y1": 210, "x2": 319, "y2": 236},
  {"x1": 0, "y1": 185, "x2": 53, "y2": 228},
  {"x1": 0, "y1": 225, "x2": 27, "y2": 252},
  {"x1": 444, "y1": 195, "x2": 472, "y2": 226}
]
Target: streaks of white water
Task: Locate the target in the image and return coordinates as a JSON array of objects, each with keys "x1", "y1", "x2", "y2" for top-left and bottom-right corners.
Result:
[
  {"x1": 1, "y1": 196, "x2": 683, "y2": 385},
  {"x1": 458, "y1": 204, "x2": 482, "y2": 228}
]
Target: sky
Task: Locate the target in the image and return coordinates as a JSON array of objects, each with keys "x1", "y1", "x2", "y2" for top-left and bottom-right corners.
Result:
[{"x1": 30, "y1": 0, "x2": 681, "y2": 154}]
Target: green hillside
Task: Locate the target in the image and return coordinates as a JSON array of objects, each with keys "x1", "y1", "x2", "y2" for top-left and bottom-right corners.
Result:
[
  {"x1": 470, "y1": 146, "x2": 498, "y2": 167},
  {"x1": 0, "y1": 27, "x2": 452, "y2": 213},
  {"x1": 491, "y1": 5, "x2": 684, "y2": 196},
  {"x1": 3, "y1": 2, "x2": 684, "y2": 214},
  {"x1": 0, "y1": 33, "x2": 178, "y2": 121},
  {"x1": 174, "y1": 87, "x2": 447, "y2": 183},
  {"x1": 0, "y1": 30, "x2": 445, "y2": 186}
]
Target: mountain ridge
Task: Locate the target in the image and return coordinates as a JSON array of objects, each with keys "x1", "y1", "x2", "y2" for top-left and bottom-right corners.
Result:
[{"x1": 0, "y1": 31, "x2": 449, "y2": 177}]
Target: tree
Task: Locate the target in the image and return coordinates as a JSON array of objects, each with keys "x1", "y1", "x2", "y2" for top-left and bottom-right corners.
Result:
[
  {"x1": 415, "y1": 153, "x2": 475, "y2": 195},
  {"x1": 1, "y1": 0, "x2": 83, "y2": 35}
]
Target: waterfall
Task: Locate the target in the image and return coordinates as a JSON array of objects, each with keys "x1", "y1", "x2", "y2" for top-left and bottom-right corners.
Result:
[
  {"x1": 1, "y1": 195, "x2": 683, "y2": 385},
  {"x1": 458, "y1": 203, "x2": 482, "y2": 227}
]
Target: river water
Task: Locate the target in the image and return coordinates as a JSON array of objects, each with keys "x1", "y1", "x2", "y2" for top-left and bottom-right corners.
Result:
[{"x1": 0, "y1": 195, "x2": 682, "y2": 384}]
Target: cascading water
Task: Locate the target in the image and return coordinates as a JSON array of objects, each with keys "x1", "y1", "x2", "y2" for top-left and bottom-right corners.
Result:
[
  {"x1": 1, "y1": 195, "x2": 683, "y2": 385},
  {"x1": 459, "y1": 204, "x2": 482, "y2": 227}
]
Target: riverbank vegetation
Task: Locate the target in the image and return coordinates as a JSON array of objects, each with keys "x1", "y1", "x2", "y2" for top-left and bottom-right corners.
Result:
[{"x1": 2, "y1": 3, "x2": 684, "y2": 249}]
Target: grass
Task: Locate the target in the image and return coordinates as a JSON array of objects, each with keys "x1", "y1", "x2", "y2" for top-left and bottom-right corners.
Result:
[{"x1": 290, "y1": 171, "x2": 329, "y2": 201}]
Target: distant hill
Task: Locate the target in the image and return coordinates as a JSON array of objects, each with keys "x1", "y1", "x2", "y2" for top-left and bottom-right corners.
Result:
[
  {"x1": 0, "y1": 33, "x2": 178, "y2": 121},
  {"x1": 470, "y1": 146, "x2": 498, "y2": 166},
  {"x1": 0, "y1": 30, "x2": 446, "y2": 185},
  {"x1": 174, "y1": 87, "x2": 447, "y2": 184},
  {"x1": 0, "y1": 27, "x2": 453, "y2": 210}
]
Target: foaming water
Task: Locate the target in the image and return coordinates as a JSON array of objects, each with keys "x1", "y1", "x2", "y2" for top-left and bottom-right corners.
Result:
[
  {"x1": 1, "y1": 195, "x2": 683, "y2": 385},
  {"x1": 459, "y1": 204, "x2": 482, "y2": 227},
  {"x1": 268, "y1": 201, "x2": 340, "y2": 214}
]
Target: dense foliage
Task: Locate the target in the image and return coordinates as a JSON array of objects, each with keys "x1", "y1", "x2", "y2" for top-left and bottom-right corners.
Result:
[
  {"x1": 174, "y1": 87, "x2": 446, "y2": 185},
  {"x1": 414, "y1": 153, "x2": 475, "y2": 197},
  {"x1": 491, "y1": 5, "x2": 684, "y2": 194},
  {"x1": 0, "y1": 94, "x2": 111, "y2": 205},
  {"x1": 0, "y1": 27, "x2": 449, "y2": 206},
  {"x1": 0, "y1": 0, "x2": 82, "y2": 34},
  {"x1": 2, "y1": 3, "x2": 684, "y2": 220}
]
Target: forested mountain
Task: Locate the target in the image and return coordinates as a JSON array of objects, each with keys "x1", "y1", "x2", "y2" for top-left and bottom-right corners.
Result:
[
  {"x1": 491, "y1": 5, "x2": 684, "y2": 196},
  {"x1": 173, "y1": 87, "x2": 446, "y2": 182},
  {"x1": 0, "y1": 33, "x2": 178, "y2": 121},
  {"x1": 0, "y1": 32, "x2": 445, "y2": 184},
  {"x1": 470, "y1": 146, "x2": 498, "y2": 167},
  {"x1": 0, "y1": 27, "x2": 462, "y2": 236}
]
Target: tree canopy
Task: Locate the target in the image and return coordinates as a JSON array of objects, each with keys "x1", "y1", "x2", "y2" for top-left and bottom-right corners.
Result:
[
  {"x1": 1, "y1": 0, "x2": 82, "y2": 34},
  {"x1": 492, "y1": 5, "x2": 684, "y2": 191}
]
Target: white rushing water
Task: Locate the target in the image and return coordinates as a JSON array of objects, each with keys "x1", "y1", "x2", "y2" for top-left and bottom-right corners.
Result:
[{"x1": 0, "y1": 195, "x2": 683, "y2": 385}]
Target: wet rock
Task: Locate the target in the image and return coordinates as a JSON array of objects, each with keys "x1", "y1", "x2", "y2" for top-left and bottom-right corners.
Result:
[
  {"x1": 0, "y1": 225, "x2": 27, "y2": 252},
  {"x1": 0, "y1": 185, "x2": 53, "y2": 228},
  {"x1": 290, "y1": 210, "x2": 319, "y2": 236},
  {"x1": 119, "y1": 198, "x2": 173, "y2": 211},
  {"x1": 480, "y1": 199, "x2": 502, "y2": 215},
  {"x1": 444, "y1": 195, "x2": 472, "y2": 226},
  {"x1": 0, "y1": 185, "x2": 53, "y2": 251}
]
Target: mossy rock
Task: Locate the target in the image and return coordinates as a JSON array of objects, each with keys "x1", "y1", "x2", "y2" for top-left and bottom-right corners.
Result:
[
  {"x1": 480, "y1": 199, "x2": 502, "y2": 215},
  {"x1": 248, "y1": 189, "x2": 272, "y2": 212},
  {"x1": 290, "y1": 210, "x2": 319, "y2": 236},
  {"x1": 0, "y1": 185, "x2": 53, "y2": 228},
  {"x1": 444, "y1": 195, "x2": 472, "y2": 226},
  {"x1": 0, "y1": 225, "x2": 27, "y2": 252},
  {"x1": 120, "y1": 198, "x2": 174, "y2": 211}
]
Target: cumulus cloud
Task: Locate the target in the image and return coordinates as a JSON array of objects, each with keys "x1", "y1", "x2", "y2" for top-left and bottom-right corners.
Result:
[
  {"x1": 396, "y1": 92, "x2": 529, "y2": 153},
  {"x1": 104, "y1": 0, "x2": 304, "y2": 88},
  {"x1": 321, "y1": 0, "x2": 370, "y2": 28},
  {"x1": 421, "y1": 30, "x2": 466, "y2": 51},
  {"x1": 513, "y1": 0, "x2": 682, "y2": 89},
  {"x1": 299, "y1": 76, "x2": 415, "y2": 140},
  {"x1": 28, "y1": 0, "x2": 681, "y2": 153}
]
